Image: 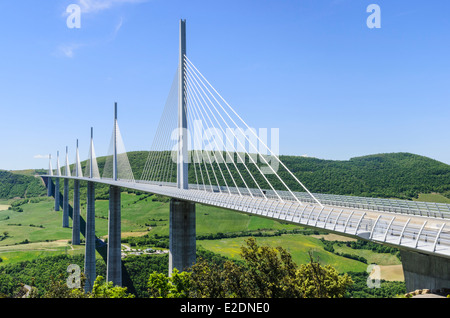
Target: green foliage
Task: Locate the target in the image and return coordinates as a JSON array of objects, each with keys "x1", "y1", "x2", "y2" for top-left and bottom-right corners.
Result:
[
  {"x1": 296, "y1": 253, "x2": 353, "y2": 298},
  {"x1": 89, "y1": 276, "x2": 134, "y2": 298},
  {"x1": 40, "y1": 274, "x2": 85, "y2": 298},
  {"x1": 122, "y1": 234, "x2": 169, "y2": 249},
  {"x1": 187, "y1": 238, "x2": 353, "y2": 298},
  {"x1": 148, "y1": 269, "x2": 191, "y2": 298},
  {"x1": 38, "y1": 275, "x2": 134, "y2": 298},
  {"x1": 53, "y1": 151, "x2": 450, "y2": 201},
  {"x1": 320, "y1": 238, "x2": 401, "y2": 263},
  {"x1": 196, "y1": 228, "x2": 324, "y2": 241},
  {"x1": 0, "y1": 170, "x2": 46, "y2": 199},
  {"x1": 4, "y1": 151, "x2": 450, "y2": 201},
  {"x1": 346, "y1": 272, "x2": 406, "y2": 298},
  {"x1": 345, "y1": 239, "x2": 400, "y2": 256},
  {"x1": 280, "y1": 153, "x2": 450, "y2": 200}
]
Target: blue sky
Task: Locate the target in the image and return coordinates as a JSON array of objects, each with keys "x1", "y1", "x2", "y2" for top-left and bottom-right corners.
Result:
[{"x1": 1, "y1": 0, "x2": 450, "y2": 170}]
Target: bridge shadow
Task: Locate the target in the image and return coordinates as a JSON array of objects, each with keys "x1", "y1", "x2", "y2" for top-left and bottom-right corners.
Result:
[{"x1": 47, "y1": 178, "x2": 135, "y2": 293}]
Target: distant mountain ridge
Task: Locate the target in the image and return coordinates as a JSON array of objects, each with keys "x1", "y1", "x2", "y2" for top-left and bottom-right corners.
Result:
[{"x1": 2, "y1": 152, "x2": 450, "y2": 201}]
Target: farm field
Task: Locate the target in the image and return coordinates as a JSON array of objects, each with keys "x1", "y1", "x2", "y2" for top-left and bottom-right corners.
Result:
[{"x1": 0, "y1": 192, "x2": 405, "y2": 282}]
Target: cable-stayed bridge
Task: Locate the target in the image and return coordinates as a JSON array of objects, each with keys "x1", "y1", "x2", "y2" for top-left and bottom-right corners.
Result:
[{"x1": 42, "y1": 20, "x2": 450, "y2": 293}]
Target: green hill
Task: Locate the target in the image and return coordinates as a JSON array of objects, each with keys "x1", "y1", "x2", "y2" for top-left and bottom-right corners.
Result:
[
  {"x1": 4, "y1": 151, "x2": 450, "y2": 201},
  {"x1": 126, "y1": 151, "x2": 450, "y2": 200},
  {"x1": 280, "y1": 152, "x2": 450, "y2": 200},
  {"x1": 0, "y1": 170, "x2": 47, "y2": 199}
]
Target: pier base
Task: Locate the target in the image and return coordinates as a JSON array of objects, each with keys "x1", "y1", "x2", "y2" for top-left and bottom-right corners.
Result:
[
  {"x1": 62, "y1": 179, "x2": 69, "y2": 228},
  {"x1": 84, "y1": 181, "x2": 96, "y2": 292},
  {"x1": 106, "y1": 185, "x2": 122, "y2": 286},
  {"x1": 47, "y1": 177, "x2": 53, "y2": 197},
  {"x1": 72, "y1": 180, "x2": 80, "y2": 245},
  {"x1": 54, "y1": 178, "x2": 60, "y2": 211},
  {"x1": 401, "y1": 250, "x2": 450, "y2": 292},
  {"x1": 169, "y1": 199, "x2": 196, "y2": 276}
]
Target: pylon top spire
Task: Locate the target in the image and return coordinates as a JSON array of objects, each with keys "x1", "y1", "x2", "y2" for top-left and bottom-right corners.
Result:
[{"x1": 177, "y1": 19, "x2": 188, "y2": 189}]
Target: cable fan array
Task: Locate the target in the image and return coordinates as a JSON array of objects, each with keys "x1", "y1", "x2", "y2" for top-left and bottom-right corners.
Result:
[
  {"x1": 102, "y1": 117, "x2": 135, "y2": 182},
  {"x1": 140, "y1": 56, "x2": 322, "y2": 206},
  {"x1": 50, "y1": 55, "x2": 321, "y2": 207}
]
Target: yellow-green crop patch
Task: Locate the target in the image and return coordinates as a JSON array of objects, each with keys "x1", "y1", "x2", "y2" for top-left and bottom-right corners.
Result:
[{"x1": 198, "y1": 234, "x2": 369, "y2": 273}]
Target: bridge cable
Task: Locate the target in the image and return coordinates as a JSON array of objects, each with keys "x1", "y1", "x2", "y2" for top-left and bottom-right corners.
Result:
[{"x1": 185, "y1": 56, "x2": 323, "y2": 206}]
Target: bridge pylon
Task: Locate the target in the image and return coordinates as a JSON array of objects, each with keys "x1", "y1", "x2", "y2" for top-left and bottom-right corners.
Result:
[
  {"x1": 169, "y1": 19, "x2": 196, "y2": 276},
  {"x1": 106, "y1": 102, "x2": 122, "y2": 286},
  {"x1": 72, "y1": 140, "x2": 81, "y2": 245},
  {"x1": 84, "y1": 127, "x2": 96, "y2": 292},
  {"x1": 62, "y1": 147, "x2": 69, "y2": 228},
  {"x1": 54, "y1": 151, "x2": 61, "y2": 211},
  {"x1": 47, "y1": 154, "x2": 53, "y2": 197}
]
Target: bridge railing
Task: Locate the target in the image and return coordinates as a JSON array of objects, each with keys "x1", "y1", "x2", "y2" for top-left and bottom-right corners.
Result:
[
  {"x1": 186, "y1": 182, "x2": 450, "y2": 220},
  {"x1": 42, "y1": 175, "x2": 450, "y2": 256},
  {"x1": 43, "y1": 174, "x2": 450, "y2": 220}
]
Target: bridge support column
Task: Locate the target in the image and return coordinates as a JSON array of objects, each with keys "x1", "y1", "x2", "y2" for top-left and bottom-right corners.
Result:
[
  {"x1": 72, "y1": 180, "x2": 80, "y2": 245},
  {"x1": 62, "y1": 179, "x2": 69, "y2": 228},
  {"x1": 84, "y1": 181, "x2": 96, "y2": 292},
  {"x1": 54, "y1": 178, "x2": 60, "y2": 211},
  {"x1": 47, "y1": 177, "x2": 53, "y2": 197},
  {"x1": 401, "y1": 250, "x2": 450, "y2": 292},
  {"x1": 169, "y1": 199, "x2": 196, "y2": 276},
  {"x1": 107, "y1": 185, "x2": 121, "y2": 286}
]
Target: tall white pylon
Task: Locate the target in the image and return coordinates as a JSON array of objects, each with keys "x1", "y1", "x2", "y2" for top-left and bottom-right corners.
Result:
[
  {"x1": 48, "y1": 154, "x2": 53, "y2": 176},
  {"x1": 85, "y1": 127, "x2": 100, "y2": 179},
  {"x1": 177, "y1": 19, "x2": 188, "y2": 190},
  {"x1": 74, "y1": 139, "x2": 82, "y2": 178},
  {"x1": 65, "y1": 146, "x2": 71, "y2": 177},
  {"x1": 56, "y1": 151, "x2": 61, "y2": 177}
]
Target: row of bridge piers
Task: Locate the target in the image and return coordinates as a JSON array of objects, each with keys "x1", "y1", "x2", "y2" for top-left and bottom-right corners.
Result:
[
  {"x1": 45, "y1": 176, "x2": 196, "y2": 292},
  {"x1": 46, "y1": 174, "x2": 450, "y2": 294}
]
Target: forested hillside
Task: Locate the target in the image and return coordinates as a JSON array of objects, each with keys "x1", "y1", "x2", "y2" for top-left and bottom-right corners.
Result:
[
  {"x1": 0, "y1": 170, "x2": 46, "y2": 199},
  {"x1": 280, "y1": 152, "x2": 450, "y2": 200},
  {"x1": 3, "y1": 152, "x2": 450, "y2": 201},
  {"x1": 118, "y1": 151, "x2": 450, "y2": 201}
]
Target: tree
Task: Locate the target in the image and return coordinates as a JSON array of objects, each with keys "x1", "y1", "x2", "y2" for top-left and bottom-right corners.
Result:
[
  {"x1": 148, "y1": 269, "x2": 190, "y2": 298},
  {"x1": 39, "y1": 274, "x2": 86, "y2": 298},
  {"x1": 36, "y1": 275, "x2": 134, "y2": 298},
  {"x1": 296, "y1": 252, "x2": 353, "y2": 298},
  {"x1": 186, "y1": 238, "x2": 353, "y2": 298},
  {"x1": 188, "y1": 258, "x2": 227, "y2": 298},
  {"x1": 89, "y1": 276, "x2": 135, "y2": 298},
  {"x1": 237, "y1": 237, "x2": 300, "y2": 297}
]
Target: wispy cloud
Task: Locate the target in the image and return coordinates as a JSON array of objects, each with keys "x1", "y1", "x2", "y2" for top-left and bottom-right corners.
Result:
[
  {"x1": 114, "y1": 16, "x2": 124, "y2": 35},
  {"x1": 55, "y1": 43, "x2": 84, "y2": 58},
  {"x1": 78, "y1": 0, "x2": 147, "y2": 14},
  {"x1": 56, "y1": 0, "x2": 144, "y2": 58}
]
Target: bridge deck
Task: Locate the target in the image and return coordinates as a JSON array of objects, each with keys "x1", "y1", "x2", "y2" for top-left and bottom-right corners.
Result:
[{"x1": 42, "y1": 175, "x2": 450, "y2": 259}]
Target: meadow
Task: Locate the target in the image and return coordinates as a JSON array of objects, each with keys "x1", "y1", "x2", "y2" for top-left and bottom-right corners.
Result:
[{"x1": 0, "y1": 192, "x2": 405, "y2": 281}]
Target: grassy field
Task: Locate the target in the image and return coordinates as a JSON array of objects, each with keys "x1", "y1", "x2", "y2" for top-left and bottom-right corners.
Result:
[
  {"x1": 0, "y1": 191, "x2": 407, "y2": 281},
  {"x1": 0, "y1": 192, "x2": 300, "y2": 262},
  {"x1": 199, "y1": 234, "x2": 369, "y2": 273},
  {"x1": 414, "y1": 193, "x2": 450, "y2": 204}
]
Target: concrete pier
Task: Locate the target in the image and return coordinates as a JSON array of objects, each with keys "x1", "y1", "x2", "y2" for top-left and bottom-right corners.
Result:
[
  {"x1": 106, "y1": 185, "x2": 121, "y2": 286},
  {"x1": 84, "y1": 181, "x2": 96, "y2": 292},
  {"x1": 72, "y1": 179, "x2": 80, "y2": 245},
  {"x1": 62, "y1": 179, "x2": 69, "y2": 228},
  {"x1": 47, "y1": 178, "x2": 53, "y2": 197},
  {"x1": 54, "y1": 178, "x2": 60, "y2": 211},
  {"x1": 401, "y1": 250, "x2": 450, "y2": 292},
  {"x1": 169, "y1": 198, "x2": 196, "y2": 275}
]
